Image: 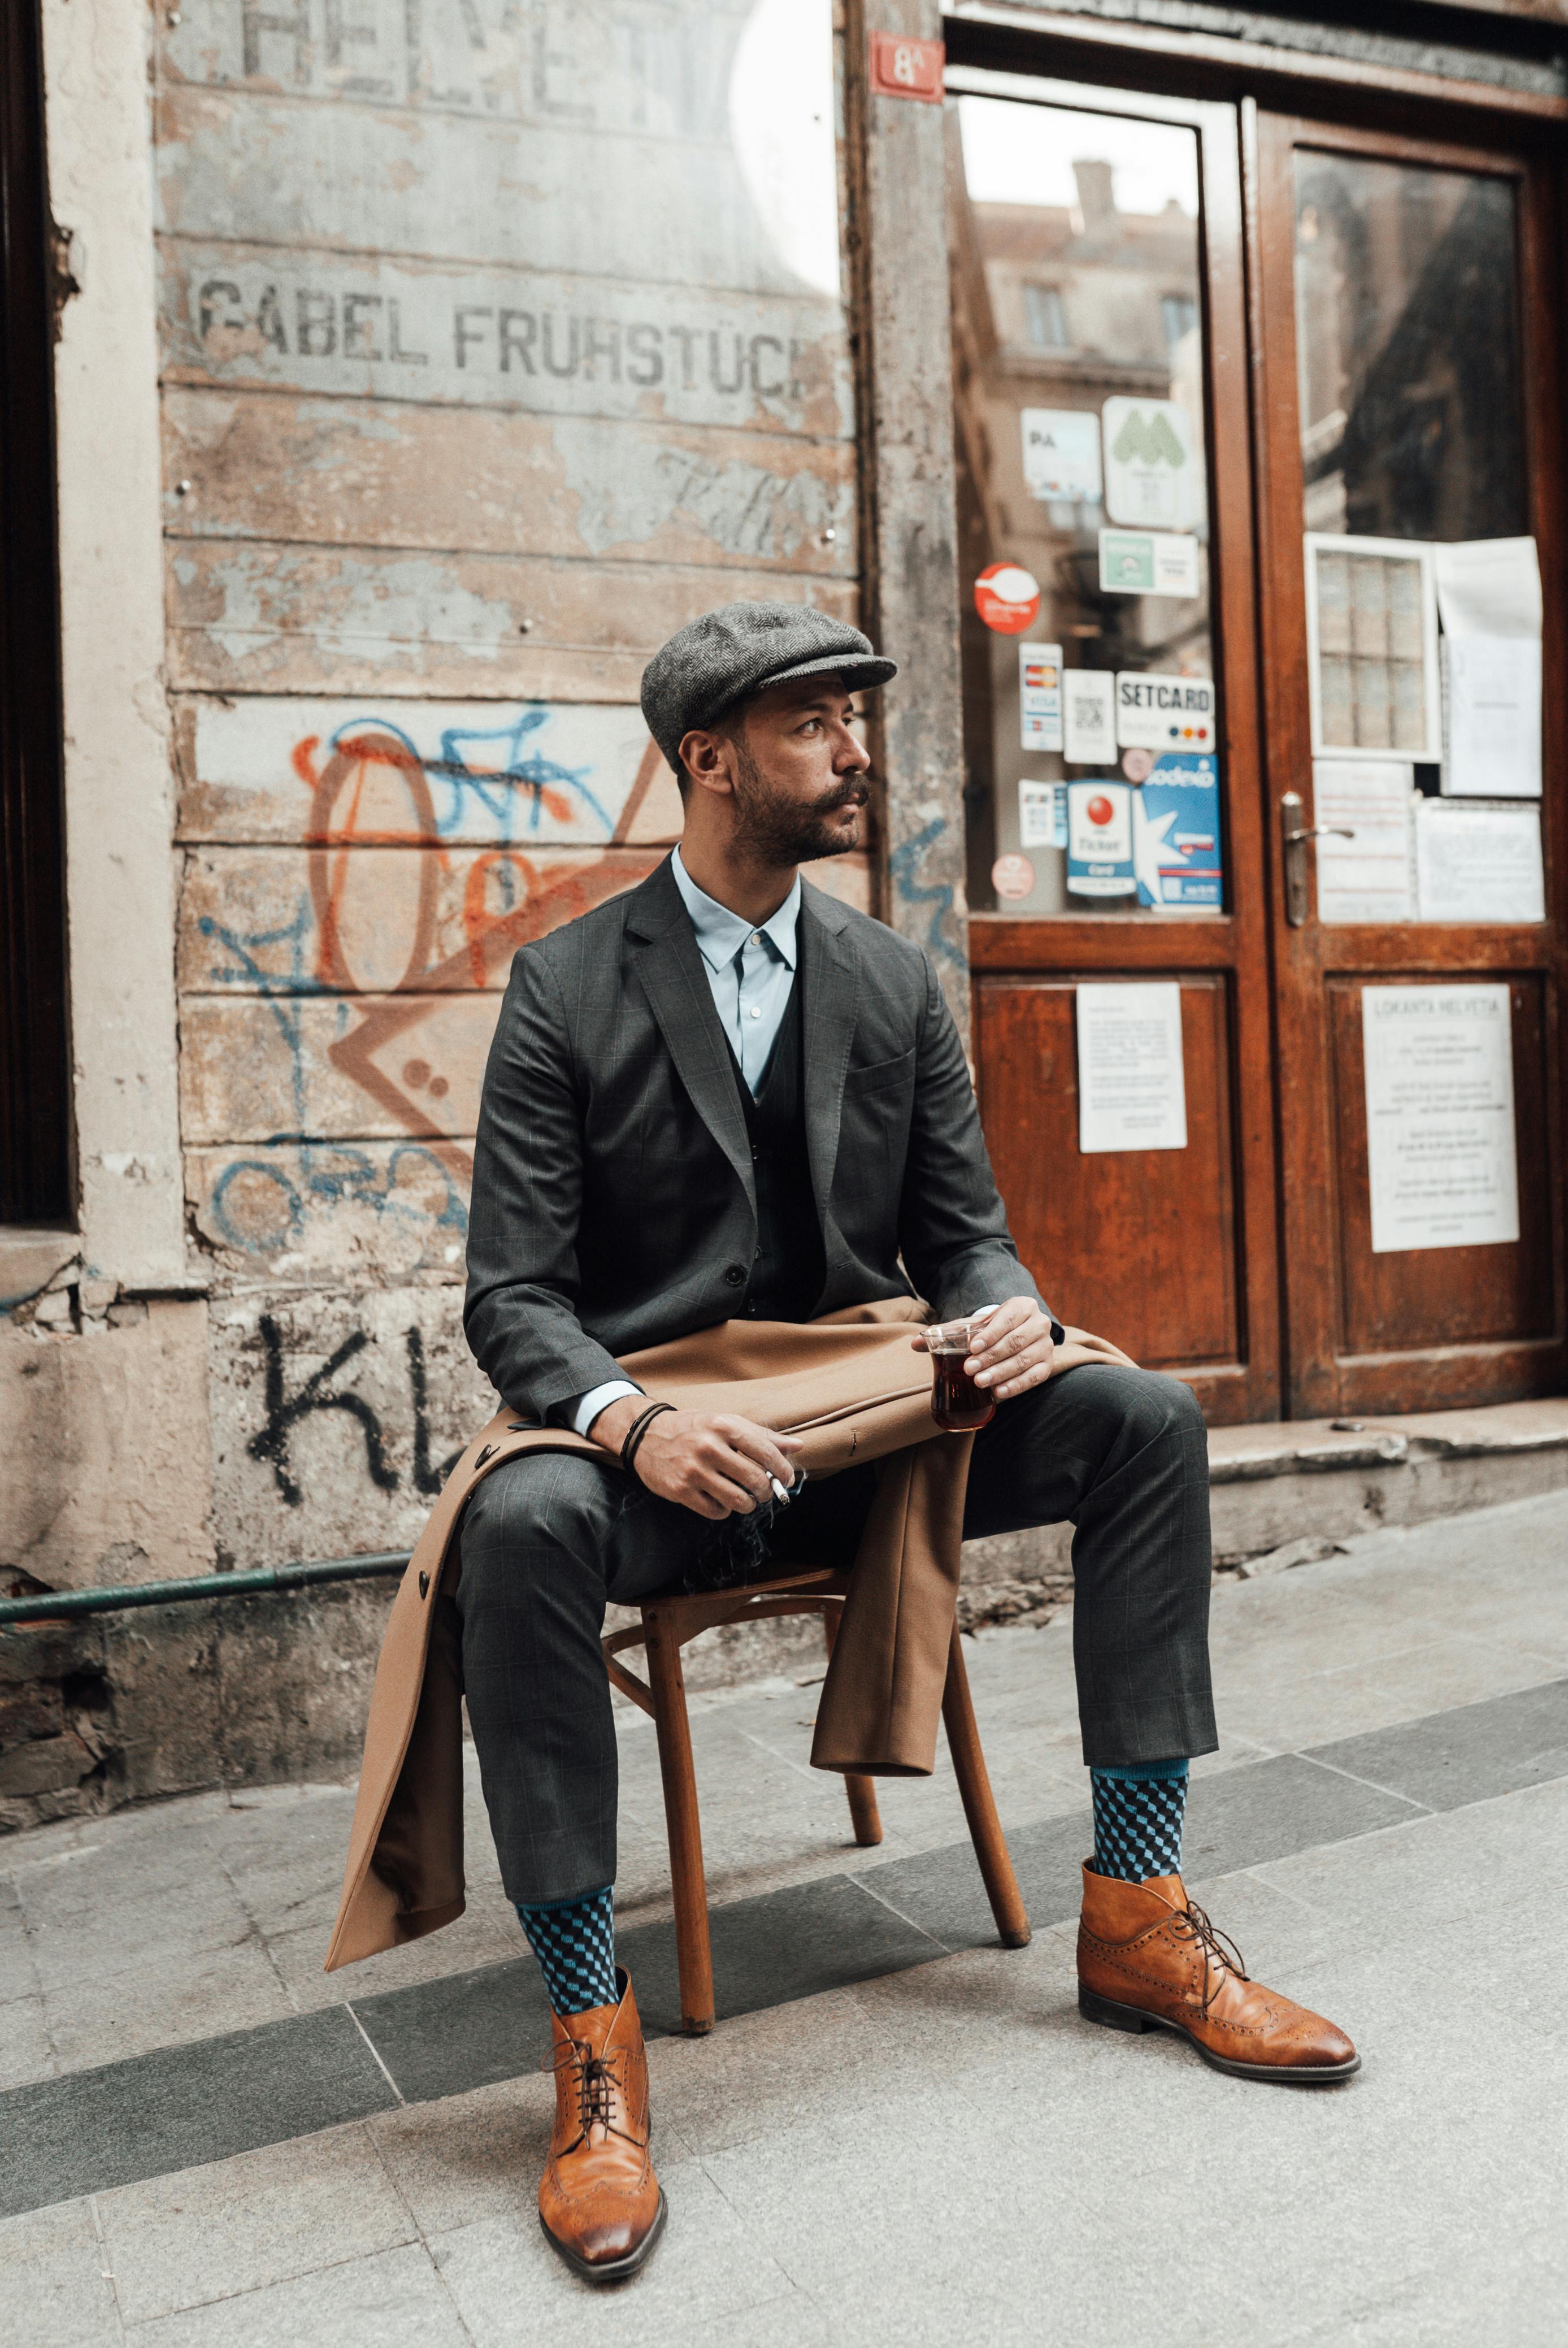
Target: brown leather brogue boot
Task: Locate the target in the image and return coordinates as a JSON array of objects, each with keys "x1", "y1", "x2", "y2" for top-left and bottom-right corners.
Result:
[
  {"x1": 1077, "y1": 1865, "x2": 1359, "y2": 2084},
  {"x1": 538, "y1": 1969, "x2": 666, "y2": 2284}
]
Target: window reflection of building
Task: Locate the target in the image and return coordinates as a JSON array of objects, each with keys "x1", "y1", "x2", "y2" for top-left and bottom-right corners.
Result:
[
  {"x1": 949, "y1": 103, "x2": 1211, "y2": 912},
  {"x1": 1294, "y1": 158, "x2": 1526, "y2": 544}
]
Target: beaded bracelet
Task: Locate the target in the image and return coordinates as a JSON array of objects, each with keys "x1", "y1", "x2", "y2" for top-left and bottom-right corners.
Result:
[{"x1": 620, "y1": 1400, "x2": 675, "y2": 1483}]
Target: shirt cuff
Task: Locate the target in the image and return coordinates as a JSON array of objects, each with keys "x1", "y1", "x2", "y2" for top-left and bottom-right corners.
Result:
[{"x1": 570, "y1": 1380, "x2": 643, "y2": 1438}]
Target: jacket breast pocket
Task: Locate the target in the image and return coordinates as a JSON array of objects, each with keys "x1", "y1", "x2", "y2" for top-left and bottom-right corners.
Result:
[{"x1": 842, "y1": 1047, "x2": 915, "y2": 1101}]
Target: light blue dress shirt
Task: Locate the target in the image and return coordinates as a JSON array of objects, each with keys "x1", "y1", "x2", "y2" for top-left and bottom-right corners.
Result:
[{"x1": 569, "y1": 849, "x2": 803, "y2": 1437}]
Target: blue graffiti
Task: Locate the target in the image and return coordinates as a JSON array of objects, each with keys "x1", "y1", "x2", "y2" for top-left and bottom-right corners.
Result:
[
  {"x1": 198, "y1": 905, "x2": 468, "y2": 1257},
  {"x1": 888, "y1": 817, "x2": 966, "y2": 970},
  {"x1": 326, "y1": 708, "x2": 615, "y2": 843}
]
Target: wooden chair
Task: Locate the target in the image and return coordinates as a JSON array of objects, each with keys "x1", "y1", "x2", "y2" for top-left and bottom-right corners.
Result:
[{"x1": 602, "y1": 1566, "x2": 1032, "y2": 2034}]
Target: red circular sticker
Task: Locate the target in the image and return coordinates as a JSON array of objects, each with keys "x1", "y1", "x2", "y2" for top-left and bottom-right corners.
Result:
[
  {"x1": 1122, "y1": 748, "x2": 1154, "y2": 782},
  {"x1": 991, "y1": 853, "x2": 1036, "y2": 902},
  {"x1": 974, "y1": 563, "x2": 1041, "y2": 635},
  {"x1": 1085, "y1": 794, "x2": 1116, "y2": 827}
]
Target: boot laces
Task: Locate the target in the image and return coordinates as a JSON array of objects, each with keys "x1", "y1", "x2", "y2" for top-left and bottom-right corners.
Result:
[
  {"x1": 1167, "y1": 1901, "x2": 1248, "y2": 2018},
  {"x1": 543, "y1": 2035, "x2": 644, "y2": 2152}
]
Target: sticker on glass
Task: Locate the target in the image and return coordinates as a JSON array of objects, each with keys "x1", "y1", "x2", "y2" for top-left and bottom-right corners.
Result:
[
  {"x1": 1022, "y1": 409, "x2": 1102, "y2": 505},
  {"x1": 1102, "y1": 397, "x2": 1200, "y2": 530},
  {"x1": 1067, "y1": 782, "x2": 1137, "y2": 897},
  {"x1": 1099, "y1": 530, "x2": 1200, "y2": 598},
  {"x1": 1115, "y1": 672, "x2": 1215, "y2": 751},
  {"x1": 1018, "y1": 641, "x2": 1063, "y2": 752},
  {"x1": 1063, "y1": 670, "x2": 1116, "y2": 764},
  {"x1": 1019, "y1": 779, "x2": 1067, "y2": 850},
  {"x1": 991, "y1": 852, "x2": 1036, "y2": 902},
  {"x1": 1132, "y1": 753, "x2": 1223, "y2": 911},
  {"x1": 974, "y1": 562, "x2": 1040, "y2": 635}
]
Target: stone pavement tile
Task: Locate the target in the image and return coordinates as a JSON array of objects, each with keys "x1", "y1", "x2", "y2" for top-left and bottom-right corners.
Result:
[
  {"x1": 45, "y1": 1937, "x2": 293, "y2": 2073},
  {"x1": 429, "y1": 2156, "x2": 796, "y2": 2343},
  {"x1": 0, "y1": 1918, "x2": 41, "y2": 2007},
  {"x1": 0, "y1": 1991, "x2": 53, "y2": 2090},
  {"x1": 21, "y1": 1874, "x2": 255, "y2": 1997},
  {"x1": 1293, "y1": 2221, "x2": 1563, "y2": 2348},
  {"x1": 1204, "y1": 1574, "x2": 1430, "y2": 1683},
  {"x1": 1306, "y1": 1676, "x2": 1568, "y2": 1813},
  {"x1": 370, "y1": 2073, "x2": 567, "y2": 2236},
  {"x1": 97, "y1": 2124, "x2": 415, "y2": 2324},
  {"x1": 0, "y1": 2199, "x2": 121, "y2": 2348},
  {"x1": 350, "y1": 1955, "x2": 548, "y2": 2106},
  {"x1": 0, "y1": 2004, "x2": 397, "y2": 2220},
  {"x1": 123, "y1": 2240, "x2": 464, "y2": 2348},
  {"x1": 681, "y1": 2293, "x2": 830, "y2": 2348},
  {"x1": 1252, "y1": 1775, "x2": 1568, "y2": 1940},
  {"x1": 265, "y1": 1901, "x2": 524, "y2": 2015},
  {"x1": 1213, "y1": 1646, "x2": 1466, "y2": 1752}
]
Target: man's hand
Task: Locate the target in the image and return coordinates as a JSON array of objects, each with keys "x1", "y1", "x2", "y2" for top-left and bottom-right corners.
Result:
[
  {"x1": 912, "y1": 1296, "x2": 1058, "y2": 1401},
  {"x1": 588, "y1": 1395, "x2": 802, "y2": 1520}
]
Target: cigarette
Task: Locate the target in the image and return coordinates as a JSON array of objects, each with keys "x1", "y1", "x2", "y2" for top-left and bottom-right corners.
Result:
[{"x1": 768, "y1": 1475, "x2": 792, "y2": 1504}]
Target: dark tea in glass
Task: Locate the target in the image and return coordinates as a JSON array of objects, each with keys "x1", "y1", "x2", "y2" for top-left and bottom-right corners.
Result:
[{"x1": 926, "y1": 1313, "x2": 996, "y2": 1432}]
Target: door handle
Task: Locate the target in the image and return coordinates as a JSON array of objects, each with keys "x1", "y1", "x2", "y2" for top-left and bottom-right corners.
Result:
[{"x1": 1279, "y1": 791, "x2": 1354, "y2": 928}]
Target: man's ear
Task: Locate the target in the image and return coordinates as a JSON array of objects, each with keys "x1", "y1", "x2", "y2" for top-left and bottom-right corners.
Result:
[{"x1": 678, "y1": 727, "x2": 735, "y2": 797}]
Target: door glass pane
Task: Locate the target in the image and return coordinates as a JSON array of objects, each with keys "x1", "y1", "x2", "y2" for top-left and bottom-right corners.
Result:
[
  {"x1": 1293, "y1": 154, "x2": 1525, "y2": 542},
  {"x1": 1293, "y1": 153, "x2": 1538, "y2": 929},
  {"x1": 949, "y1": 93, "x2": 1220, "y2": 918}
]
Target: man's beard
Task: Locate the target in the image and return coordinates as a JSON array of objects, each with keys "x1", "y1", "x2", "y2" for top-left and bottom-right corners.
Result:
[{"x1": 729, "y1": 740, "x2": 868, "y2": 863}]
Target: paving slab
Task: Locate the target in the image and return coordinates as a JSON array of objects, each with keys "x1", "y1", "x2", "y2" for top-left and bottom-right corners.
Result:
[{"x1": 121, "y1": 2241, "x2": 466, "y2": 2348}]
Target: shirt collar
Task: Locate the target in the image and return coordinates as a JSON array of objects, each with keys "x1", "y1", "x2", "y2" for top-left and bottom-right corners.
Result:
[{"x1": 670, "y1": 847, "x2": 800, "y2": 974}]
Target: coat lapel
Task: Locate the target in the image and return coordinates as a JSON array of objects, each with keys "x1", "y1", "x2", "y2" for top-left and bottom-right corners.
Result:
[
  {"x1": 799, "y1": 882, "x2": 859, "y2": 1249},
  {"x1": 626, "y1": 858, "x2": 755, "y2": 1205}
]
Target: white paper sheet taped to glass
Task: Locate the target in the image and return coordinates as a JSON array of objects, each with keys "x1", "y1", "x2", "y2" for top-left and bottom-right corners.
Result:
[
  {"x1": 1434, "y1": 537, "x2": 1543, "y2": 799},
  {"x1": 1415, "y1": 800, "x2": 1544, "y2": 923},
  {"x1": 1076, "y1": 982, "x2": 1188, "y2": 1154},
  {"x1": 1362, "y1": 983, "x2": 1519, "y2": 1254},
  {"x1": 1313, "y1": 761, "x2": 1414, "y2": 925}
]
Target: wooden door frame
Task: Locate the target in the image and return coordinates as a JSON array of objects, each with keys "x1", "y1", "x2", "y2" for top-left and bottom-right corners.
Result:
[
  {"x1": 1248, "y1": 106, "x2": 1568, "y2": 1414},
  {"x1": 947, "y1": 63, "x2": 1280, "y2": 1422}
]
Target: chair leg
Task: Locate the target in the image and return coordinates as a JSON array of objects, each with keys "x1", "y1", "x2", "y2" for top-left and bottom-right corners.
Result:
[
  {"x1": 643, "y1": 1610, "x2": 715, "y2": 2035},
  {"x1": 822, "y1": 1605, "x2": 882, "y2": 1846},
  {"x1": 942, "y1": 1623, "x2": 1031, "y2": 1948}
]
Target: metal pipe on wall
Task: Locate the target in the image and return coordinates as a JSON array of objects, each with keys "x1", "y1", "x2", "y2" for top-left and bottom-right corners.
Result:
[{"x1": 0, "y1": 1553, "x2": 411, "y2": 1627}]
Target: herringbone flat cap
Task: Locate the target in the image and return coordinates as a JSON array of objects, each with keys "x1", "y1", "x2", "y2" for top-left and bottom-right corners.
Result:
[{"x1": 641, "y1": 602, "x2": 897, "y2": 773}]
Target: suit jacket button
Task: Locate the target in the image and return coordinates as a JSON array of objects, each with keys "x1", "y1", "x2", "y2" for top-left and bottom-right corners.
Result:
[{"x1": 723, "y1": 1263, "x2": 745, "y2": 1287}]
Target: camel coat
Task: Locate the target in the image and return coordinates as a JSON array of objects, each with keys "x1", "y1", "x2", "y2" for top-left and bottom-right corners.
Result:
[{"x1": 323, "y1": 1304, "x2": 1130, "y2": 1972}]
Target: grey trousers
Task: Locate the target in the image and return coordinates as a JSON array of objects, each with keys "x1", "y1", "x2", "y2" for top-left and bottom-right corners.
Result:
[{"x1": 455, "y1": 1363, "x2": 1216, "y2": 1907}]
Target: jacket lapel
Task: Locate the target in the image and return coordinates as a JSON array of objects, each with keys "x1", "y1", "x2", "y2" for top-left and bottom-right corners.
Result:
[
  {"x1": 626, "y1": 858, "x2": 755, "y2": 1205},
  {"x1": 800, "y1": 882, "x2": 859, "y2": 1248}
]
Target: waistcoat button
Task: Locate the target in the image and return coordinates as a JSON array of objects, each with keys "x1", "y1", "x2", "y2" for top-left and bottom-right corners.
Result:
[{"x1": 723, "y1": 1263, "x2": 745, "y2": 1287}]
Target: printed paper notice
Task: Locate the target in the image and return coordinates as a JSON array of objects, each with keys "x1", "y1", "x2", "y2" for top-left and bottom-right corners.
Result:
[
  {"x1": 1362, "y1": 985, "x2": 1518, "y2": 1253},
  {"x1": 1022, "y1": 409, "x2": 1102, "y2": 505},
  {"x1": 1443, "y1": 636, "x2": 1542, "y2": 798},
  {"x1": 1064, "y1": 669, "x2": 1117, "y2": 763},
  {"x1": 1018, "y1": 641, "x2": 1063, "y2": 751},
  {"x1": 1076, "y1": 983, "x2": 1188, "y2": 1155},
  {"x1": 1313, "y1": 762, "x2": 1414, "y2": 924},
  {"x1": 1415, "y1": 801, "x2": 1544, "y2": 923}
]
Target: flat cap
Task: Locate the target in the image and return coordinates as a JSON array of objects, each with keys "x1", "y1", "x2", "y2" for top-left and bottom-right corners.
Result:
[{"x1": 640, "y1": 602, "x2": 897, "y2": 774}]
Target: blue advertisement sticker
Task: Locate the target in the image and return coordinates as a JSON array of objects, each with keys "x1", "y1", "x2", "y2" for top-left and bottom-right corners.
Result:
[{"x1": 1132, "y1": 752, "x2": 1223, "y2": 910}]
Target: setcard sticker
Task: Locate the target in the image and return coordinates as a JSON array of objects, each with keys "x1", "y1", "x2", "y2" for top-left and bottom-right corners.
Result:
[
  {"x1": 1019, "y1": 641, "x2": 1063, "y2": 751},
  {"x1": 1115, "y1": 672, "x2": 1216, "y2": 752},
  {"x1": 1132, "y1": 753, "x2": 1223, "y2": 911},
  {"x1": 1022, "y1": 409, "x2": 1102, "y2": 505},
  {"x1": 1067, "y1": 781, "x2": 1137, "y2": 897},
  {"x1": 1102, "y1": 397, "x2": 1199, "y2": 529},
  {"x1": 975, "y1": 563, "x2": 1041, "y2": 635},
  {"x1": 1063, "y1": 669, "x2": 1115, "y2": 764},
  {"x1": 1099, "y1": 530, "x2": 1200, "y2": 598},
  {"x1": 1019, "y1": 779, "x2": 1067, "y2": 849}
]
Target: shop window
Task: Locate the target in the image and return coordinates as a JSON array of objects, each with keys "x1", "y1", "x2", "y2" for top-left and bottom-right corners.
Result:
[
  {"x1": 0, "y1": 0, "x2": 71, "y2": 1225},
  {"x1": 1162, "y1": 292, "x2": 1198, "y2": 347}
]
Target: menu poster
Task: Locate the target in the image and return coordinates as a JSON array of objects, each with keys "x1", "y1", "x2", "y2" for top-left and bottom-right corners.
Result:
[
  {"x1": 1064, "y1": 669, "x2": 1117, "y2": 764},
  {"x1": 1313, "y1": 762, "x2": 1415, "y2": 925},
  {"x1": 1414, "y1": 801, "x2": 1544, "y2": 923},
  {"x1": 1362, "y1": 984, "x2": 1519, "y2": 1253},
  {"x1": 1018, "y1": 640, "x2": 1064, "y2": 752},
  {"x1": 1077, "y1": 982, "x2": 1188, "y2": 1155}
]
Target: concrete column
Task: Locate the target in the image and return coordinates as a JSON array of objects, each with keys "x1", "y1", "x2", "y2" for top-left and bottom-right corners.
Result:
[{"x1": 849, "y1": 0, "x2": 969, "y2": 1032}]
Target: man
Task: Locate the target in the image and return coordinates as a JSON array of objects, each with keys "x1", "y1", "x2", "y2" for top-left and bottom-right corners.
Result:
[{"x1": 461, "y1": 602, "x2": 1357, "y2": 2284}]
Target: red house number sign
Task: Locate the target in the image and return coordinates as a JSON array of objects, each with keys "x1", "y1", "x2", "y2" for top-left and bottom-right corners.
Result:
[{"x1": 868, "y1": 32, "x2": 945, "y2": 102}]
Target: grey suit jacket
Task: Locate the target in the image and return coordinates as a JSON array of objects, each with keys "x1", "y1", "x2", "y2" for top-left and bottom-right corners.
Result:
[{"x1": 464, "y1": 856, "x2": 1048, "y2": 1419}]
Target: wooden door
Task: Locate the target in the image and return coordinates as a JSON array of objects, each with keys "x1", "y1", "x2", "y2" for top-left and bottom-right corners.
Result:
[
  {"x1": 1251, "y1": 112, "x2": 1567, "y2": 1416},
  {"x1": 947, "y1": 67, "x2": 1279, "y2": 1424}
]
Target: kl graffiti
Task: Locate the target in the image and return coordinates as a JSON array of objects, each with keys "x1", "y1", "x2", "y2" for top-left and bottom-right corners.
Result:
[{"x1": 247, "y1": 1319, "x2": 463, "y2": 1507}]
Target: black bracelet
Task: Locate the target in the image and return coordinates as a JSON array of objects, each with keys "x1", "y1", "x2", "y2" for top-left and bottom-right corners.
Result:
[{"x1": 620, "y1": 1401, "x2": 675, "y2": 1483}]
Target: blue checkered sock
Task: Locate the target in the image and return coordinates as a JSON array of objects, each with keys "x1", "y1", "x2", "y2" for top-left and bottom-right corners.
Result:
[
  {"x1": 515, "y1": 1885, "x2": 618, "y2": 2016},
  {"x1": 1090, "y1": 1759, "x2": 1189, "y2": 1882}
]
